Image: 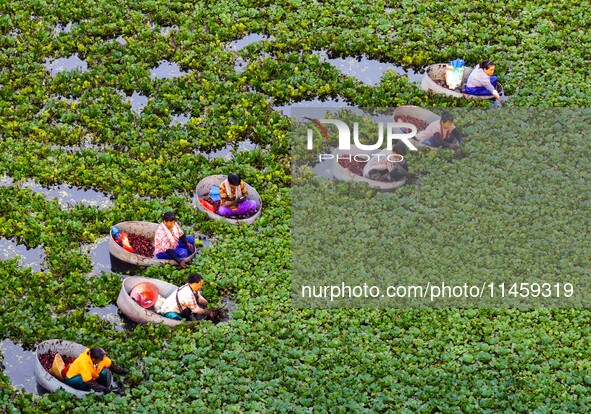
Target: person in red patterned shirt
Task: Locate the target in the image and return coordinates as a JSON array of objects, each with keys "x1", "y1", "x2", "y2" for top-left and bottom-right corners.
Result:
[{"x1": 153, "y1": 211, "x2": 195, "y2": 267}]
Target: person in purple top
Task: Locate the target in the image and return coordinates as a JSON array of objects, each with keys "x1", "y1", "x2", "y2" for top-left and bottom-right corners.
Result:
[
  {"x1": 217, "y1": 173, "x2": 259, "y2": 217},
  {"x1": 464, "y1": 60, "x2": 506, "y2": 106}
]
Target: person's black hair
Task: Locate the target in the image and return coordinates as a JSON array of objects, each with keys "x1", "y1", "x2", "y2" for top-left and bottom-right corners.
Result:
[
  {"x1": 162, "y1": 211, "x2": 176, "y2": 222},
  {"x1": 393, "y1": 141, "x2": 408, "y2": 156},
  {"x1": 440, "y1": 110, "x2": 454, "y2": 123},
  {"x1": 480, "y1": 60, "x2": 495, "y2": 70},
  {"x1": 90, "y1": 347, "x2": 106, "y2": 360},
  {"x1": 228, "y1": 173, "x2": 241, "y2": 186},
  {"x1": 187, "y1": 273, "x2": 204, "y2": 284}
]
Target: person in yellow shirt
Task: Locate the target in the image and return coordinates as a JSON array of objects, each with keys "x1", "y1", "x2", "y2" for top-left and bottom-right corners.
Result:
[
  {"x1": 217, "y1": 173, "x2": 259, "y2": 217},
  {"x1": 63, "y1": 347, "x2": 128, "y2": 393}
]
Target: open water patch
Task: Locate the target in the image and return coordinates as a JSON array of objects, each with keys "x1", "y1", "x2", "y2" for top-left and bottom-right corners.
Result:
[
  {"x1": 273, "y1": 97, "x2": 357, "y2": 120},
  {"x1": 20, "y1": 179, "x2": 114, "y2": 210},
  {"x1": 86, "y1": 305, "x2": 136, "y2": 332},
  {"x1": 0, "y1": 339, "x2": 38, "y2": 394},
  {"x1": 50, "y1": 143, "x2": 113, "y2": 153},
  {"x1": 228, "y1": 33, "x2": 273, "y2": 73},
  {"x1": 227, "y1": 33, "x2": 272, "y2": 51},
  {"x1": 54, "y1": 21, "x2": 72, "y2": 34},
  {"x1": 149, "y1": 61, "x2": 190, "y2": 80},
  {"x1": 127, "y1": 91, "x2": 149, "y2": 114},
  {"x1": 117, "y1": 90, "x2": 149, "y2": 114},
  {"x1": 160, "y1": 26, "x2": 177, "y2": 36},
  {"x1": 0, "y1": 237, "x2": 46, "y2": 273},
  {"x1": 44, "y1": 54, "x2": 88, "y2": 76},
  {"x1": 0, "y1": 175, "x2": 14, "y2": 187},
  {"x1": 215, "y1": 295, "x2": 236, "y2": 323},
  {"x1": 234, "y1": 58, "x2": 247, "y2": 73},
  {"x1": 196, "y1": 233, "x2": 213, "y2": 250},
  {"x1": 315, "y1": 50, "x2": 422, "y2": 85},
  {"x1": 234, "y1": 52, "x2": 271, "y2": 73},
  {"x1": 170, "y1": 113, "x2": 191, "y2": 126},
  {"x1": 221, "y1": 296, "x2": 236, "y2": 313},
  {"x1": 81, "y1": 235, "x2": 111, "y2": 277},
  {"x1": 310, "y1": 161, "x2": 335, "y2": 180},
  {"x1": 49, "y1": 131, "x2": 113, "y2": 153},
  {"x1": 114, "y1": 35, "x2": 127, "y2": 46},
  {"x1": 195, "y1": 139, "x2": 258, "y2": 160}
]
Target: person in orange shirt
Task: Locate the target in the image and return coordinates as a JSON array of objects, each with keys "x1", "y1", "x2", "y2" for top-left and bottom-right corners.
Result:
[
  {"x1": 63, "y1": 347, "x2": 128, "y2": 393},
  {"x1": 217, "y1": 173, "x2": 259, "y2": 217}
]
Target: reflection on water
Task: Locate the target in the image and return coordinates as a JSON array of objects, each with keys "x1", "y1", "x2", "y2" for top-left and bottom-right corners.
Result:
[
  {"x1": 149, "y1": 61, "x2": 190, "y2": 80},
  {"x1": 0, "y1": 237, "x2": 46, "y2": 273},
  {"x1": 110, "y1": 254, "x2": 141, "y2": 275},
  {"x1": 315, "y1": 50, "x2": 423, "y2": 85},
  {"x1": 44, "y1": 54, "x2": 88, "y2": 76},
  {"x1": 0, "y1": 339, "x2": 38, "y2": 394}
]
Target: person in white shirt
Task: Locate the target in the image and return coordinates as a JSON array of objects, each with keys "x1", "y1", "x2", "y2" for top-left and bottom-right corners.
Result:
[
  {"x1": 415, "y1": 111, "x2": 463, "y2": 148},
  {"x1": 159, "y1": 274, "x2": 214, "y2": 321},
  {"x1": 464, "y1": 60, "x2": 505, "y2": 106}
]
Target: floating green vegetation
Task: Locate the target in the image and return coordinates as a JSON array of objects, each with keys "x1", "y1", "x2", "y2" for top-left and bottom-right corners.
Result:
[{"x1": 1, "y1": 0, "x2": 591, "y2": 412}]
